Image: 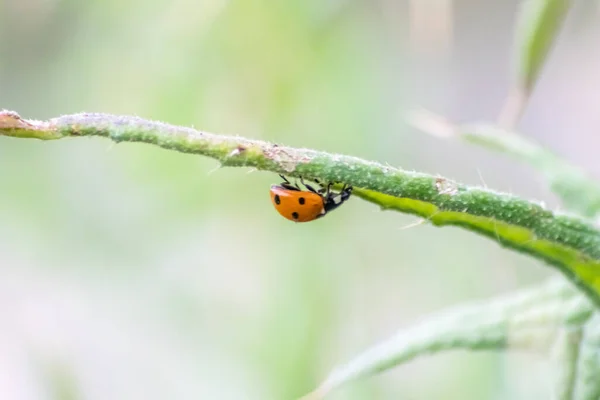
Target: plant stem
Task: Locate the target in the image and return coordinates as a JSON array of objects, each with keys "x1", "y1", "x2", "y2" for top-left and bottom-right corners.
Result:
[{"x1": 3, "y1": 110, "x2": 600, "y2": 306}]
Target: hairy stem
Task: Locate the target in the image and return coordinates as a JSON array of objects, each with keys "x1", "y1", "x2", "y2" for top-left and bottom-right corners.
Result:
[
  {"x1": 2, "y1": 110, "x2": 600, "y2": 306},
  {"x1": 408, "y1": 109, "x2": 600, "y2": 218}
]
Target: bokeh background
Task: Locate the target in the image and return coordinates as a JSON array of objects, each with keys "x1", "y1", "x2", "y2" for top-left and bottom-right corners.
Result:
[{"x1": 1, "y1": 1, "x2": 600, "y2": 399}]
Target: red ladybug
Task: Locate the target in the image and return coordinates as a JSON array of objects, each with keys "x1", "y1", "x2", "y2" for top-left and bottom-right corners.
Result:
[{"x1": 269, "y1": 175, "x2": 352, "y2": 222}]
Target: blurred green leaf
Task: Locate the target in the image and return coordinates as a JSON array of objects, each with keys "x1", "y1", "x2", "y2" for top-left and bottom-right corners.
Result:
[
  {"x1": 514, "y1": 0, "x2": 570, "y2": 93},
  {"x1": 571, "y1": 314, "x2": 600, "y2": 399},
  {"x1": 303, "y1": 278, "x2": 593, "y2": 399},
  {"x1": 499, "y1": 0, "x2": 571, "y2": 126},
  {"x1": 42, "y1": 361, "x2": 81, "y2": 400}
]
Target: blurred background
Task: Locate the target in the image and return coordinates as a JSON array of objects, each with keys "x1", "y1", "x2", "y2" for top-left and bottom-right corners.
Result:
[{"x1": 1, "y1": 1, "x2": 600, "y2": 399}]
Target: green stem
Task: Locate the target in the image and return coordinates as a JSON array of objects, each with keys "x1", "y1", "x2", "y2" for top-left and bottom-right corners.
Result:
[
  {"x1": 3, "y1": 110, "x2": 600, "y2": 306},
  {"x1": 409, "y1": 110, "x2": 600, "y2": 218},
  {"x1": 461, "y1": 123, "x2": 600, "y2": 218}
]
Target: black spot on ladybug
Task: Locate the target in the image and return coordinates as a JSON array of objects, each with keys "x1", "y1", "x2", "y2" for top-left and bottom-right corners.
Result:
[
  {"x1": 292, "y1": 212, "x2": 299, "y2": 220},
  {"x1": 298, "y1": 197, "x2": 305, "y2": 205},
  {"x1": 274, "y1": 195, "x2": 281, "y2": 205}
]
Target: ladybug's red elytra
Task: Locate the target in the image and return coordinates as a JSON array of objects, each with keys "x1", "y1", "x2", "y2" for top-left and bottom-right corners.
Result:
[{"x1": 270, "y1": 175, "x2": 352, "y2": 222}]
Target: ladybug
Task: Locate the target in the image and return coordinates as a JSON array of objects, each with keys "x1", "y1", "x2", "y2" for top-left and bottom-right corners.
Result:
[{"x1": 270, "y1": 175, "x2": 352, "y2": 222}]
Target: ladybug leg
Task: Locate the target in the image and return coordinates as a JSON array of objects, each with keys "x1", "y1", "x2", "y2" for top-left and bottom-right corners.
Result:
[
  {"x1": 332, "y1": 184, "x2": 345, "y2": 195},
  {"x1": 339, "y1": 185, "x2": 352, "y2": 202},
  {"x1": 307, "y1": 178, "x2": 330, "y2": 194},
  {"x1": 304, "y1": 183, "x2": 319, "y2": 193},
  {"x1": 280, "y1": 174, "x2": 302, "y2": 191},
  {"x1": 329, "y1": 184, "x2": 348, "y2": 203},
  {"x1": 300, "y1": 176, "x2": 319, "y2": 194},
  {"x1": 281, "y1": 182, "x2": 301, "y2": 191},
  {"x1": 279, "y1": 174, "x2": 291, "y2": 184},
  {"x1": 315, "y1": 179, "x2": 328, "y2": 193},
  {"x1": 313, "y1": 179, "x2": 328, "y2": 194},
  {"x1": 323, "y1": 184, "x2": 353, "y2": 213}
]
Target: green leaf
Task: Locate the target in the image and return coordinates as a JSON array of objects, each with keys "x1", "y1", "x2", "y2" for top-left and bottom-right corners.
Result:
[
  {"x1": 514, "y1": 0, "x2": 570, "y2": 93},
  {"x1": 550, "y1": 326, "x2": 582, "y2": 400},
  {"x1": 498, "y1": 0, "x2": 571, "y2": 126},
  {"x1": 302, "y1": 279, "x2": 593, "y2": 399},
  {"x1": 3, "y1": 110, "x2": 600, "y2": 307},
  {"x1": 354, "y1": 188, "x2": 600, "y2": 307},
  {"x1": 572, "y1": 313, "x2": 600, "y2": 399}
]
